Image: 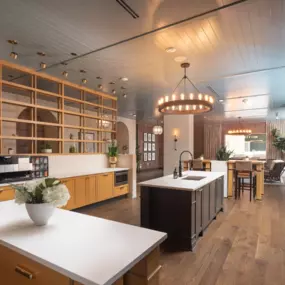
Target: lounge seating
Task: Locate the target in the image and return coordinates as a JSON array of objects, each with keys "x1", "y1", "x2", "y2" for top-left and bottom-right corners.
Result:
[{"x1": 264, "y1": 160, "x2": 285, "y2": 182}]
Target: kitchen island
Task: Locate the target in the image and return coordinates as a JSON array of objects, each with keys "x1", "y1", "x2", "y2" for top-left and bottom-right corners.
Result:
[
  {"x1": 0, "y1": 200, "x2": 167, "y2": 285},
  {"x1": 139, "y1": 171, "x2": 224, "y2": 251}
]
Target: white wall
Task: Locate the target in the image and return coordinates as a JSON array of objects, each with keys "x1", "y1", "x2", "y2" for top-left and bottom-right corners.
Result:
[
  {"x1": 163, "y1": 115, "x2": 194, "y2": 175},
  {"x1": 117, "y1": 116, "x2": 136, "y2": 155}
]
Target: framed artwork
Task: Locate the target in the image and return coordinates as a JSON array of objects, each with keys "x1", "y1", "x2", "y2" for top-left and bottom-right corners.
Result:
[
  {"x1": 143, "y1": 133, "x2": 147, "y2": 141},
  {"x1": 148, "y1": 153, "x2": 152, "y2": 161},
  {"x1": 144, "y1": 143, "x2": 147, "y2": 151},
  {"x1": 152, "y1": 134, "x2": 155, "y2": 142},
  {"x1": 79, "y1": 132, "x2": 95, "y2": 153},
  {"x1": 152, "y1": 153, "x2": 155, "y2": 161},
  {"x1": 152, "y1": 143, "x2": 155, "y2": 151},
  {"x1": 148, "y1": 133, "x2": 152, "y2": 141},
  {"x1": 144, "y1": 153, "x2": 147, "y2": 162},
  {"x1": 148, "y1": 143, "x2": 152, "y2": 151}
]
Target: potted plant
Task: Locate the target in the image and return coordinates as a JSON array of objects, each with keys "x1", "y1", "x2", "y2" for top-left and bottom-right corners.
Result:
[
  {"x1": 216, "y1": 146, "x2": 234, "y2": 161},
  {"x1": 69, "y1": 145, "x2": 77, "y2": 153},
  {"x1": 108, "y1": 139, "x2": 118, "y2": 168},
  {"x1": 12, "y1": 178, "x2": 70, "y2": 226},
  {"x1": 41, "y1": 142, "x2": 52, "y2": 153},
  {"x1": 271, "y1": 128, "x2": 285, "y2": 157}
]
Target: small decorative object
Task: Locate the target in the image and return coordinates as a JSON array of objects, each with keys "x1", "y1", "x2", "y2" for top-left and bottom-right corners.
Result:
[
  {"x1": 216, "y1": 146, "x2": 234, "y2": 161},
  {"x1": 69, "y1": 133, "x2": 74, "y2": 140},
  {"x1": 69, "y1": 145, "x2": 77, "y2": 153},
  {"x1": 108, "y1": 139, "x2": 118, "y2": 168},
  {"x1": 144, "y1": 153, "x2": 147, "y2": 162},
  {"x1": 173, "y1": 167, "x2": 178, "y2": 179},
  {"x1": 144, "y1": 143, "x2": 147, "y2": 151},
  {"x1": 13, "y1": 178, "x2": 70, "y2": 226},
  {"x1": 152, "y1": 152, "x2": 155, "y2": 161},
  {"x1": 144, "y1": 133, "x2": 147, "y2": 141},
  {"x1": 148, "y1": 133, "x2": 152, "y2": 141},
  {"x1": 122, "y1": 145, "x2": 128, "y2": 154},
  {"x1": 40, "y1": 143, "x2": 52, "y2": 153},
  {"x1": 148, "y1": 153, "x2": 152, "y2": 161},
  {"x1": 8, "y1": 148, "x2": 14, "y2": 155}
]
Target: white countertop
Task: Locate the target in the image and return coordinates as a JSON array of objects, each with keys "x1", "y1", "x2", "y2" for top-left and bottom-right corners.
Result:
[
  {"x1": 0, "y1": 201, "x2": 166, "y2": 285},
  {"x1": 139, "y1": 170, "x2": 225, "y2": 191},
  {"x1": 0, "y1": 168, "x2": 129, "y2": 187}
]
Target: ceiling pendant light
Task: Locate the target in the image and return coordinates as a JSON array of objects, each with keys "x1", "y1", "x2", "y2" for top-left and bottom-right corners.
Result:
[
  {"x1": 153, "y1": 125, "x2": 163, "y2": 135},
  {"x1": 228, "y1": 117, "x2": 252, "y2": 135},
  {"x1": 40, "y1": 62, "x2": 47, "y2": 69},
  {"x1": 157, "y1": 63, "x2": 214, "y2": 115},
  {"x1": 8, "y1": 40, "x2": 18, "y2": 59}
]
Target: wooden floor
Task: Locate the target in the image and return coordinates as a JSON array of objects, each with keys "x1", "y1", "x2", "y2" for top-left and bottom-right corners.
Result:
[{"x1": 77, "y1": 184, "x2": 285, "y2": 285}]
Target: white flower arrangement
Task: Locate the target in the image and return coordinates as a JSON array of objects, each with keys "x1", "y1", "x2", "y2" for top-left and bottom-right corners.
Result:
[{"x1": 12, "y1": 178, "x2": 70, "y2": 208}]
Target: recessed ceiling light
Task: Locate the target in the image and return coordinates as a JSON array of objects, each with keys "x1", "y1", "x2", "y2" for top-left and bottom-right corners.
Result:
[
  {"x1": 165, "y1": 47, "x2": 176, "y2": 53},
  {"x1": 174, "y1": 56, "x2": 187, "y2": 63},
  {"x1": 218, "y1": 99, "x2": 224, "y2": 103},
  {"x1": 70, "y1": 52, "x2": 77, "y2": 56},
  {"x1": 82, "y1": 78, "x2": 87, "y2": 84},
  {"x1": 37, "y1": 51, "x2": 46, "y2": 57},
  {"x1": 120, "y1": 77, "x2": 128, "y2": 82},
  {"x1": 123, "y1": 93, "x2": 127, "y2": 98},
  {"x1": 40, "y1": 62, "x2": 47, "y2": 69},
  {"x1": 96, "y1": 76, "x2": 102, "y2": 80},
  {"x1": 80, "y1": 69, "x2": 86, "y2": 73},
  {"x1": 62, "y1": 71, "x2": 68, "y2": 77}
]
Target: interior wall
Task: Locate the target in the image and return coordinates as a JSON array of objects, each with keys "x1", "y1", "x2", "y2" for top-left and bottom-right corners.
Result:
[
  {"x1": 116, "y1": 122, "x2": 129, "y2": 154},
  {"x1": 164, "y1": 115, "x2": 194, "y2": 175},
  {"x1": 137, "y1": 121, "x2": 163, "y2": 171},
  {"x1": 117, "y1": 116, "x2": 136, "y2": 155}
]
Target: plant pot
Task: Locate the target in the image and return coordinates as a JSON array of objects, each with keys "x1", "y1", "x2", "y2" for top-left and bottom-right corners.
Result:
[
  {"x1": 41, "y1": 149, "x2": 52, "y2": 153},
  {"x1": 109, "y1": 156, "x2": 118, "y2": 168},
  {"x1": 25, "y1": 203, "x2": 55, "y2": 226}
]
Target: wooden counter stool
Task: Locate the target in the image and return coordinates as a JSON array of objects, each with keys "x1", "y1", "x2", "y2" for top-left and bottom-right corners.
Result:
[
  {"x1": 235, "y1": 161, "x2": 256, "y2": 201},
  {"x1": 192, "y1": 159, "x2": 204, "y2": 171}
]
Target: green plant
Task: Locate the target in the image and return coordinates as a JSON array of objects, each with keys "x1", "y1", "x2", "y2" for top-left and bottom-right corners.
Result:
[
  {"x1": 108, "y1": 139, "x2": 118, "y2": 157},
  {"x1": 69, "y1": 145, "x2": 77, "y2": 153},
  {"x1": 136, "y1": 144, "x2": 142, "y2": 172},
  {"x1": 40, "y1": 143, "x2": 52, "y2": 150},
  {"x1": 271, "y1": 128, "x2": 285, "y2": 153},
  {"x1": 216, "y1": 146, "x2": 234, "y2": 161}
]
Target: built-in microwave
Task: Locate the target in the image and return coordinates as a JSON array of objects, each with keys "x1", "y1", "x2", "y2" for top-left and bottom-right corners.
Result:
[{"x1": 114, "y1": 170, "x2": 128, "y2": 186}]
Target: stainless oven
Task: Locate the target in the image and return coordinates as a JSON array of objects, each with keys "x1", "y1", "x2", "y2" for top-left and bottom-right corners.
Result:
[{"x1": 114, "y1": 170, "x2": 128, "y2": 186}]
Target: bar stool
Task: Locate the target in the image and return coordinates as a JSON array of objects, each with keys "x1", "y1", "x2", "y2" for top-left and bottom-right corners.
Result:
[
  {"x1": 235, "y1": 161, "x2": 256, "y2": 201},
  {"x1": 192, "y1": 159, "x2": 204, "y2": 171}
]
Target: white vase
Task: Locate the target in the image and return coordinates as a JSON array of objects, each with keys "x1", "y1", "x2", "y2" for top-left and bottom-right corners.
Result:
[
  {"x1": 42, "y1": 149, "x2": 52, "y2": 153},
  {"x1": 25, "y1": 203, "x2": 55, "y2": 226}
]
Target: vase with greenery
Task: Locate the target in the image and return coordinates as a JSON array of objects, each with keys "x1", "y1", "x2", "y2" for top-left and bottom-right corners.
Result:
[
  {"x1": 271, "y1": 128, "x2": 285, "y2": 157},
  {"x1": 12, "y1": 178, "x2": 70, "y2": 226},
  {"x1": 216, "y1": 146, "x2": 234, "y2": 161},
  {"x1": 136, "y1": 144, "x2": 142, "y2": 173},
  {"x1": 41, "y1": 142, "x2": 52, "y2": 153},
  {"x1": 69, "y1": 145, "x2": 77, "y2": 153},
  {"x1": 108, "y1": 139, "x2": 118, "y2": 167}
]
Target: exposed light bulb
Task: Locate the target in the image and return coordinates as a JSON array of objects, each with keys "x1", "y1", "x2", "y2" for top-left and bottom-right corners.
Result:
[
  {"x1": 205, "y1": 94, "x2": 209, "y2": 101},
  {"x1": 40, "y1": 62, "x2": 47, "y2": 69},
  {"x1": 165, "y1": 96, "x2": 169, "y2": 102},
  {"x1": 172, "y1": 94, "x2": 176, "y2": 101},
  {"x1": 189, "y1": 93, "x2": 194, "y2": 100},
  {"x1": 180, "y1": 93, "x2": 185, "y2": 100}
]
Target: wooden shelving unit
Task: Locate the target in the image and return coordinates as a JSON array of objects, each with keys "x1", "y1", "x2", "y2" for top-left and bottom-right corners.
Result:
[{"x1": 0, "y1": 60, "x2": 117, "y2": 155}]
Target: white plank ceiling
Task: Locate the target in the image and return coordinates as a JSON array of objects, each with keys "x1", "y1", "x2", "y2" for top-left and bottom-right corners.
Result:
[{"x1": 0, "y1": 0, "x2": 285, "y2": 121}]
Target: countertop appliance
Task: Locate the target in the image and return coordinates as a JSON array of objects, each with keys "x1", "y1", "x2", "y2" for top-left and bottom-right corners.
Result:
[{"x1": 114, "y1": 170, "x2": 128, "y2": 186}]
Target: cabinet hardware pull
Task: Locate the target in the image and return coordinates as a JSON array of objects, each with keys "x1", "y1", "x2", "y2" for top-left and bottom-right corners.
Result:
[
  {"x1": 120, "y1": 187, "x2": 124, "y2": 189},
  {"x1": 15, "y1": 266, "x2": 33, "y2": 279},
  {"x1": 198, "y1": 188, "x2": 203, "y2": 192},
  {"x1": 147, "y1": 265, "x2": 162, "y2": 281},
  {"x1": 103, "y1": 174, "x2": 108, "y2": 176}
]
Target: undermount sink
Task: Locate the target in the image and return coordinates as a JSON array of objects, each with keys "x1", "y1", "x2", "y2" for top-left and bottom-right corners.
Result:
[{"x1": 182, "y1": 176, "x2": 206, "y2": 181}]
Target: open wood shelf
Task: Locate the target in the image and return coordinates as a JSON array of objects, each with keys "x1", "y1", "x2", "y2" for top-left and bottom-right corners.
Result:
[{"x1": 0, "y1": 60, "x2": 117, "y2": 155}]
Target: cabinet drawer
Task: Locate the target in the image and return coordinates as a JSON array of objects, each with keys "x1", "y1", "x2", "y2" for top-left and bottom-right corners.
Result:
[
  {"x1": 0, "y1": 187, "x2": 15, "y2": 201},
  {"x1": 97, "y1": 172, "x2": 113, "y2": 202},
  {"x1": 114, "y1": 185, "x2": 129, "y2": 197},
  {"x1": 129, "y1": 247, "x2": 160, "y2": 277},
  {"x1": 125, "y1": 266, "x2": 161, "y2": 285},
  {"x1": 0, "y1": 245, "x2": 69, "y2": 285}
]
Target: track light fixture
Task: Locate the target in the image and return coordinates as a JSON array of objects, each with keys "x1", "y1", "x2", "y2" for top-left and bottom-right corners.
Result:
[
  {"x1": 97, "y1": 84, "x2": 103, "y2": 89},
  {"x1": 112, "y1": 89, "x2": 116, "y2": 94},
  {"x1": 123, "y1": 93, "x2": 127, "y2": 98},
  {"x1": 40, "y1": 62, "x2": 47, "y2": 69},
  {"x1": 62, "y1": 71, "x2": 68, "y2": 77},
  {"x1": 82, "y1": 78, "x2": 87, "y2": 84},
  {"x1": 8, "y1": 40, "x2": 18, "y2": 60}
]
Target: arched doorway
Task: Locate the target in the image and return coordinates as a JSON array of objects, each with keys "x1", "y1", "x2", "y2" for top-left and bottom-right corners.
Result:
[
  {"x1": 17, "y1": 108, "x2": 59, "y2": 154},
  {"x1": 116, "y1": 121, "x2": 129, "y2": 154}
]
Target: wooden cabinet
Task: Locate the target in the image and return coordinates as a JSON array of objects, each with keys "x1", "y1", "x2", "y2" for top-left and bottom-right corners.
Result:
[
  {"x1": 74, "y1": 176, "x2": 87, "y2": 208},
  {"x1": 62, "y1": 179, "x2": 76, "y2": 210},
  {"x1": 0, "y1": 186, "x2": 15, "y2": 201},
  {"x1": 216, "y1": 177, "x2": 223, "y2": 212},
  {"x1": 0, "y1": 244, "x2": 70, "y2": 285},
  {"x1": 97, "y1": 172, "x2": 114, "y2": 202},
  {"x1": 86, "y1": 175, "x2": 97, "y2": 205},
  {"x1": 202, "y1": 184, "x2": 210, "y2": 229},
  {"x1": 209, "y1": 181, "x2": 216, "y2": 220},
  {"x1": 114, "y1": 185, "x2": 129, "y2": 197},
  {"x1": 195, "y1": 188, "x2": 203, "y2": 236}
]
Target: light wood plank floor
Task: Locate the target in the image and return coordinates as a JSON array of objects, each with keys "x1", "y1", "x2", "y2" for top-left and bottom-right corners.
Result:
[{"x1": 77, "y1": 185, "x2": 285, "y2": 285}]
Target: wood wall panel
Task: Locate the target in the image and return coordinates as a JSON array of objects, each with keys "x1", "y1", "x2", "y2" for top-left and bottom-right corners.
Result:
[
  {"x1": 266, "y1": 120, "x2": 285, "y2": 159},
  {"x1": 194, "y1": 117, "x2": 204, "y2": 158},
  {"x1": 204, "y1": 123, "x2": 222, "y2": 159}
]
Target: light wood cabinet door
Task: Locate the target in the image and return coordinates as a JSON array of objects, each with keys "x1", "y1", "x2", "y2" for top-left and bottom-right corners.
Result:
[
  {"x1": 74, "y1": 176, "x2": 87, "y2": 208},
  {"x1": 97, "y1": 172, "x2": 113, "y2": 202},
  {"x1": 0, "y1": 186, "x2": 15, "y2": 201},
  {"x1": 0, "y1": 244, "x2": 70, "y2": 285},
  {"x1": 114, "y1": 185, "x2": 129, "y2": 197},
  {"x1": 62, "y1": 179, "x2": 75, "y2": 210},
  {"x1": 86, "y1": 175, "x2": 97, "y2": 205}
]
